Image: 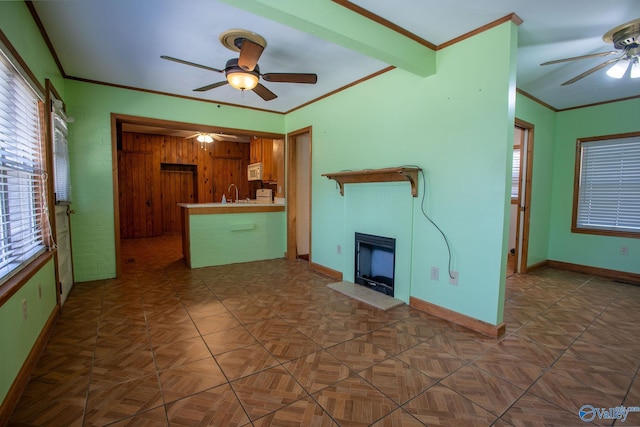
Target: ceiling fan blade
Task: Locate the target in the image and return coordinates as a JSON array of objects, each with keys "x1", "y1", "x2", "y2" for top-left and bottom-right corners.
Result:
[
  {"x1": 541, "y1": 51, "x2": 619, "y2": 66},
  {"x1": 561, "y1": 57, "x2": 622, "y2": 85},
  {"x1": 193, "y1": 81, "x2": 228, "y2": 92},
  {"x1": 252, "y1": 83, "x2": 277, "y2": 101},
  {"x1": 238, "y1": 39, "x2": 264, "y2": 72},
  {"x1": 161, "y1": 55, "x2": 224, "y2": 73},
  {"x1": 212, "y1": 133, "x2": 238, "y2": 141},
  {"x1": 262, "y1": 73, "x2": 318, "y2": 84}
]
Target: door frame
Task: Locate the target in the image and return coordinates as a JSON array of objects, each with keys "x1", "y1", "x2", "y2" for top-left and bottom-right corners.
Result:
[
  {"x1": 110, "y1": 113, "x2": 283, "y2": 277},
  {"x1": 514, "y1": 118, "x2": 534, "y2": 273},
  {"x1": 286, "y1": 126, "x2": 312, "y2": 261}
]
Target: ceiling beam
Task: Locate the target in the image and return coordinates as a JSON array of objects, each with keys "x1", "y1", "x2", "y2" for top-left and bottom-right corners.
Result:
[{"x1": 218, "y1": 0, "x2": 436, "y2": 77}]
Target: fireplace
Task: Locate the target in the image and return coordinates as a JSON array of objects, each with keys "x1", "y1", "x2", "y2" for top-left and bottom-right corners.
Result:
[{"x1": 354, "y1": 232, "x2": 396, "y2": 296}]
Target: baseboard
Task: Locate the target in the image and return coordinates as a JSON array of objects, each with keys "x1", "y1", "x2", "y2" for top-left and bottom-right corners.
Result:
[
  {"x1": 524, "y1": 259, "x2": 548, "y2": 273},
  {"x1": 547, "y1": 260, "x2": 640, "y2": 285},
  {"x1": 309, "y1": 262, "x2": 343, "y2": 281},
  {"x1": 0, "y1": 304, "x2": 60, "y2": 426},
  {"x1": 410, "y1": 297, "x2": 506, "y2": 339}
]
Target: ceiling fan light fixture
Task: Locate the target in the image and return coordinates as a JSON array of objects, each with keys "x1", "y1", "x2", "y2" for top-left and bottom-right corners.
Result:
[
  {"x1": 196, "y1": 134, "x2": 214, "y2": 143},
  {"x1": 606, "y1": 59, "x2": 629, "y2": 78},
  {"x1": 631, "y1": 60, "x2": 640, "y2": 78},
  {"x1": 227, "y1": 71, "x2": 259, "y2": 91}
]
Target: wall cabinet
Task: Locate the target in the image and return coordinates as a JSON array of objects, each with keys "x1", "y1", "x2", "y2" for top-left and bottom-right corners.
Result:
[{"x1": 250, "y1": 138, "x2": 278, "y2": 182}]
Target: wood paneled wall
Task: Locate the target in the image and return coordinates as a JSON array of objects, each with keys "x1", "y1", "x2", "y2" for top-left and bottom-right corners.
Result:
[{"x1": 118, "y1": 132, "x2": 254, "y2": 238}]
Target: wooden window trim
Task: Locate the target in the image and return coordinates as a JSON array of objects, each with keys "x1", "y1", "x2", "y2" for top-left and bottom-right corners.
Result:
[{"x1": 571, "y1": 131, "x2": 640, "y2": 239}]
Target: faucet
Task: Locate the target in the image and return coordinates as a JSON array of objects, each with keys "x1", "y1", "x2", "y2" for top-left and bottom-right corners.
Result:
[{"x1": 227, "y1": 183, "x2": 239, "y2": 204}]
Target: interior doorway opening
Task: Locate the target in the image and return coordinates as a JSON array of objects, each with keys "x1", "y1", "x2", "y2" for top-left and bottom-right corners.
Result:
[
  {"x1": 286, "y1": 127, "x2": 312, "y2": 262},
  {"x1": 508, "y1": 119, "x2": 534, "y2": 276}
]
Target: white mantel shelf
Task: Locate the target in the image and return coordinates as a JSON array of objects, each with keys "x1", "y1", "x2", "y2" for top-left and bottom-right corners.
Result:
[{"x1": 322, "y1": 167, "x2": 421, "y2": 197}]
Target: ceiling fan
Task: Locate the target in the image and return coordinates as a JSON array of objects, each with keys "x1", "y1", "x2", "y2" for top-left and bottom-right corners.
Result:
[
  {"x1": 541, "y1": 18, "x2": 640, "y2": 85},
  {"x1": 184, "y1": 132, "x2": 238, "y2": 143},
  {"x1": 161, "y1": 29, "x2": 317, "y2": 101}
]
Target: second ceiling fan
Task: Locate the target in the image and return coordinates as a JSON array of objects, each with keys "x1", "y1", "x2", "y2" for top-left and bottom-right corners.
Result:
[{"x1": 162, "y1": 29, "x2": 317, "y2": 101}]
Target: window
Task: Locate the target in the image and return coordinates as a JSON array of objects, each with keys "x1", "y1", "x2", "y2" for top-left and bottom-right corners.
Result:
[
  {"x1": 52, "y1": 99, "x2": 71, "y2": 204},
  {"x1": 0, "y1": 45, "x2": 49, "y2": 284},
  {"x1": 511, "y1": 148, "x2": 520, "y2": 200},
  {"x1": 572, "y1": 133, "x2": 640, "y2": 238}
]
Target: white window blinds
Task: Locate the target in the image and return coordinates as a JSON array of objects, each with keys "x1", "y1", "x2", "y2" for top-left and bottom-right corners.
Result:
[
  {"x1": 0, "y1": 48, "x2": 48, "y2": 283},
  {"x1": 576, "y1": 136, "x2": 640, "y2": 233},
  {"x1": 511, "y1": 148, "x2": 520, "y2": 199},
  {"x1": 52, "y1": 100, "x2": 71, "y2": 204}
]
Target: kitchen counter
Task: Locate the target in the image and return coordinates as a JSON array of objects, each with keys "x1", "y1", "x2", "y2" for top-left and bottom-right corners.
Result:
[
  {"x1": 180, "y1": 202, "x2": 285, "y2": 268},
  {"x1": 179, "y1": 201, "x2": 284, "y2": 215}
]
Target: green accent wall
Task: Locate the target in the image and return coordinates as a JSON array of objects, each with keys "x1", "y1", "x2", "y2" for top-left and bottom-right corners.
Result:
[
  {"x1": 0, "y1": 1, "x2": 65, "y2": 96},
  {"x1": 549, "y1": 98, "x2": 640, "y2": 274},
  {"x1": 514, "y1": 93, "x2": 557, "y2": 268},
  {"x1": 0, "y1": 259, "x2": 57, "y2": 406},
  {"x1": 286, "y1": 22, "x2": 519, "y2": 325},
  {"x1": 188, "y1": 212, "x2": 286, "y2": 268}
]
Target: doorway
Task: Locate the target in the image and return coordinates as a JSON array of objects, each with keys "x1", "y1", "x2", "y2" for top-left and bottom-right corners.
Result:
[
  {"x1": 286, "y1": 127, "x2": 312, "y2": 261},
  {"x1": 161, "y1": 164, "x2": 197, "y2": 234},
  {"x1": 507, "y1": 119, "x2": 534, "y2": 276}
]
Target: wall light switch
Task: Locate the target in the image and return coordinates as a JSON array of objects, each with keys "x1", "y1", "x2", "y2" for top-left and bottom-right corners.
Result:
[
  {"x1": 430, "y1": 267, "x2": 439, "y2": 281},
  {"x1": 620, "y1": 246, "x2": 629, "y2": 255},
  {"x1": 337, "y1": 245, "x2": 341, "y2": 255}
]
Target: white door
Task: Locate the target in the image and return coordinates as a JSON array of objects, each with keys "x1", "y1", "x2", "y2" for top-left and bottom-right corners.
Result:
[{"x1": 56, "y1": 205, "x2": 74, "y2": 305}]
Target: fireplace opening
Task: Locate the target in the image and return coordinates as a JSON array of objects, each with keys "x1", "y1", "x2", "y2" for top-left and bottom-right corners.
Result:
[{"x1": 354, "y1": 232, "x2": 396, "y2": 296}]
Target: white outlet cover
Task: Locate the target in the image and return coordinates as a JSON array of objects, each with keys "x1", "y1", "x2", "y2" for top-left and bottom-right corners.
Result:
[{"x1": 449, "y1": 271, "x2": 459, "y2": 286}]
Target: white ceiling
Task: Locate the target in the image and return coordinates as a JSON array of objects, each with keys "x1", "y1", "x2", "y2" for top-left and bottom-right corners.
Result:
[{"x1": 31, "y1": 0, "x2": 640, "y2": 114}]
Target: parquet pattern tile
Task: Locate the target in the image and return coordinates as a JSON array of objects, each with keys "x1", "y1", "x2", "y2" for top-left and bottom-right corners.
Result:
[
  {"x1": 10, "y1": 235, "x2": 640, "y2": 426},
  {"x1": 403, "y1": 384, "x2": 497, "y2": 426},
  {"x1": 231, "y1": 366, "x2": 308, "y2": 420},
  {"x1": 252, "y1": 396, "x2": 339, "y2": 426},
  {"x1": 439, "y1": 365, "x2": 526, "y2": 416},
  {"x1": 283, "y1": 350, "x2": 352, "y2": 393},
  {"x1": 312, "y1": 375, "x2": 398, "y2": 426}
]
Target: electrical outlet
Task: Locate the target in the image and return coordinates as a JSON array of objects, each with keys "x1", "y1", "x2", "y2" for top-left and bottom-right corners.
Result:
[
  {"x1": 620, "y1": 246, "x2": 629, "y2": 255},
  {"x1": 21, "y1": 299, "x2": 28, "y2": 321},
  {"x1": 38, "y1": 283, "x2": 42, "y2": 299},
  {"x1": 337, "y1": 245, "x2": 341, "y2": 255},
  {"x1": 449, "y1": 271, "x2": 459, "y2": 286},
  {"x1": 430, "y1": 267, "x2": 439, "y2": 281}
]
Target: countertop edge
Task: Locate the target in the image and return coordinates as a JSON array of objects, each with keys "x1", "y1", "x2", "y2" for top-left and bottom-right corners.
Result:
[{"x1": 181, "y1": 204, "x2": 285, "y2": 214}]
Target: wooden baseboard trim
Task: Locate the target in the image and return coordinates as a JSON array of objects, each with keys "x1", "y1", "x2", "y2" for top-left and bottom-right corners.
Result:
[
  {"x1": 0, "y1": 304, "x2": 60, "y2": 426},
  {"x1": 410, "y1": 297, "x2": 506, "y2": 339},
  {"x1": 547, "y1": 260, "x2": 640, "y2": 285},
  {"x1": 524, "y1": 260, "x2": 548, "y2": 273},
  {"x1": 309, "y1": 262, "x2": 343, "y2": 281}
]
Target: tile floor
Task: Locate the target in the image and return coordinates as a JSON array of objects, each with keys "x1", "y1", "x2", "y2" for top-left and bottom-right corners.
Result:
[{"x1": 8, "y1": 235, "x2": 640, "y2": 426}]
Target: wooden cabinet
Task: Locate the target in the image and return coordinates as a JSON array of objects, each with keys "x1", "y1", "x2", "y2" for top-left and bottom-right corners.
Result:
[
  {"x1": 250, "y1": 138, "x2": 278, "y2": 182},
  {"x1": 250, "y1": 138, "x2": 262, "y2": 164}
]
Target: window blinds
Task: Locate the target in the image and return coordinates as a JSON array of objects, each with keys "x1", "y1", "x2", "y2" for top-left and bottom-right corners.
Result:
[
  {"x1": 577, "y1": 137, "x2": 640, "y2": 232},
  {"x1": 0, "y1": 49, "x2": 47, "y2": 283},
  {"x1": 52, "y1": 101, "x2": 71, "y2": 204},
  {"x1": 511, "y1": 149, "x2": 520, "y2": 199}
]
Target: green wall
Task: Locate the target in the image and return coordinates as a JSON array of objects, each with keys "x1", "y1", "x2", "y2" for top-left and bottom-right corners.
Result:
[
  {"x1": 0, "y1": 2, "x2": 62, "y2": 408},
  {"x1": 549, "y1": 97, "x2": 640, "y2": 274},
  {"x1": 0, "y1": 260, "x2": 57, "y2": 407},
  {"x1": 0, "y1": 1, "x2": 65, "y2": 96},
  {"x1": 514, "y1": 93, "x2": 557, "y2": 267},
  {"x1": 65, "y1": 81, "x2": 285, "y2": 281},
  {"x1": 189, "y1": 211, "x2": 286, "y2": 268},
  {"x1": 286, "y1": 22, "x2": 519, "y2": 325}
]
